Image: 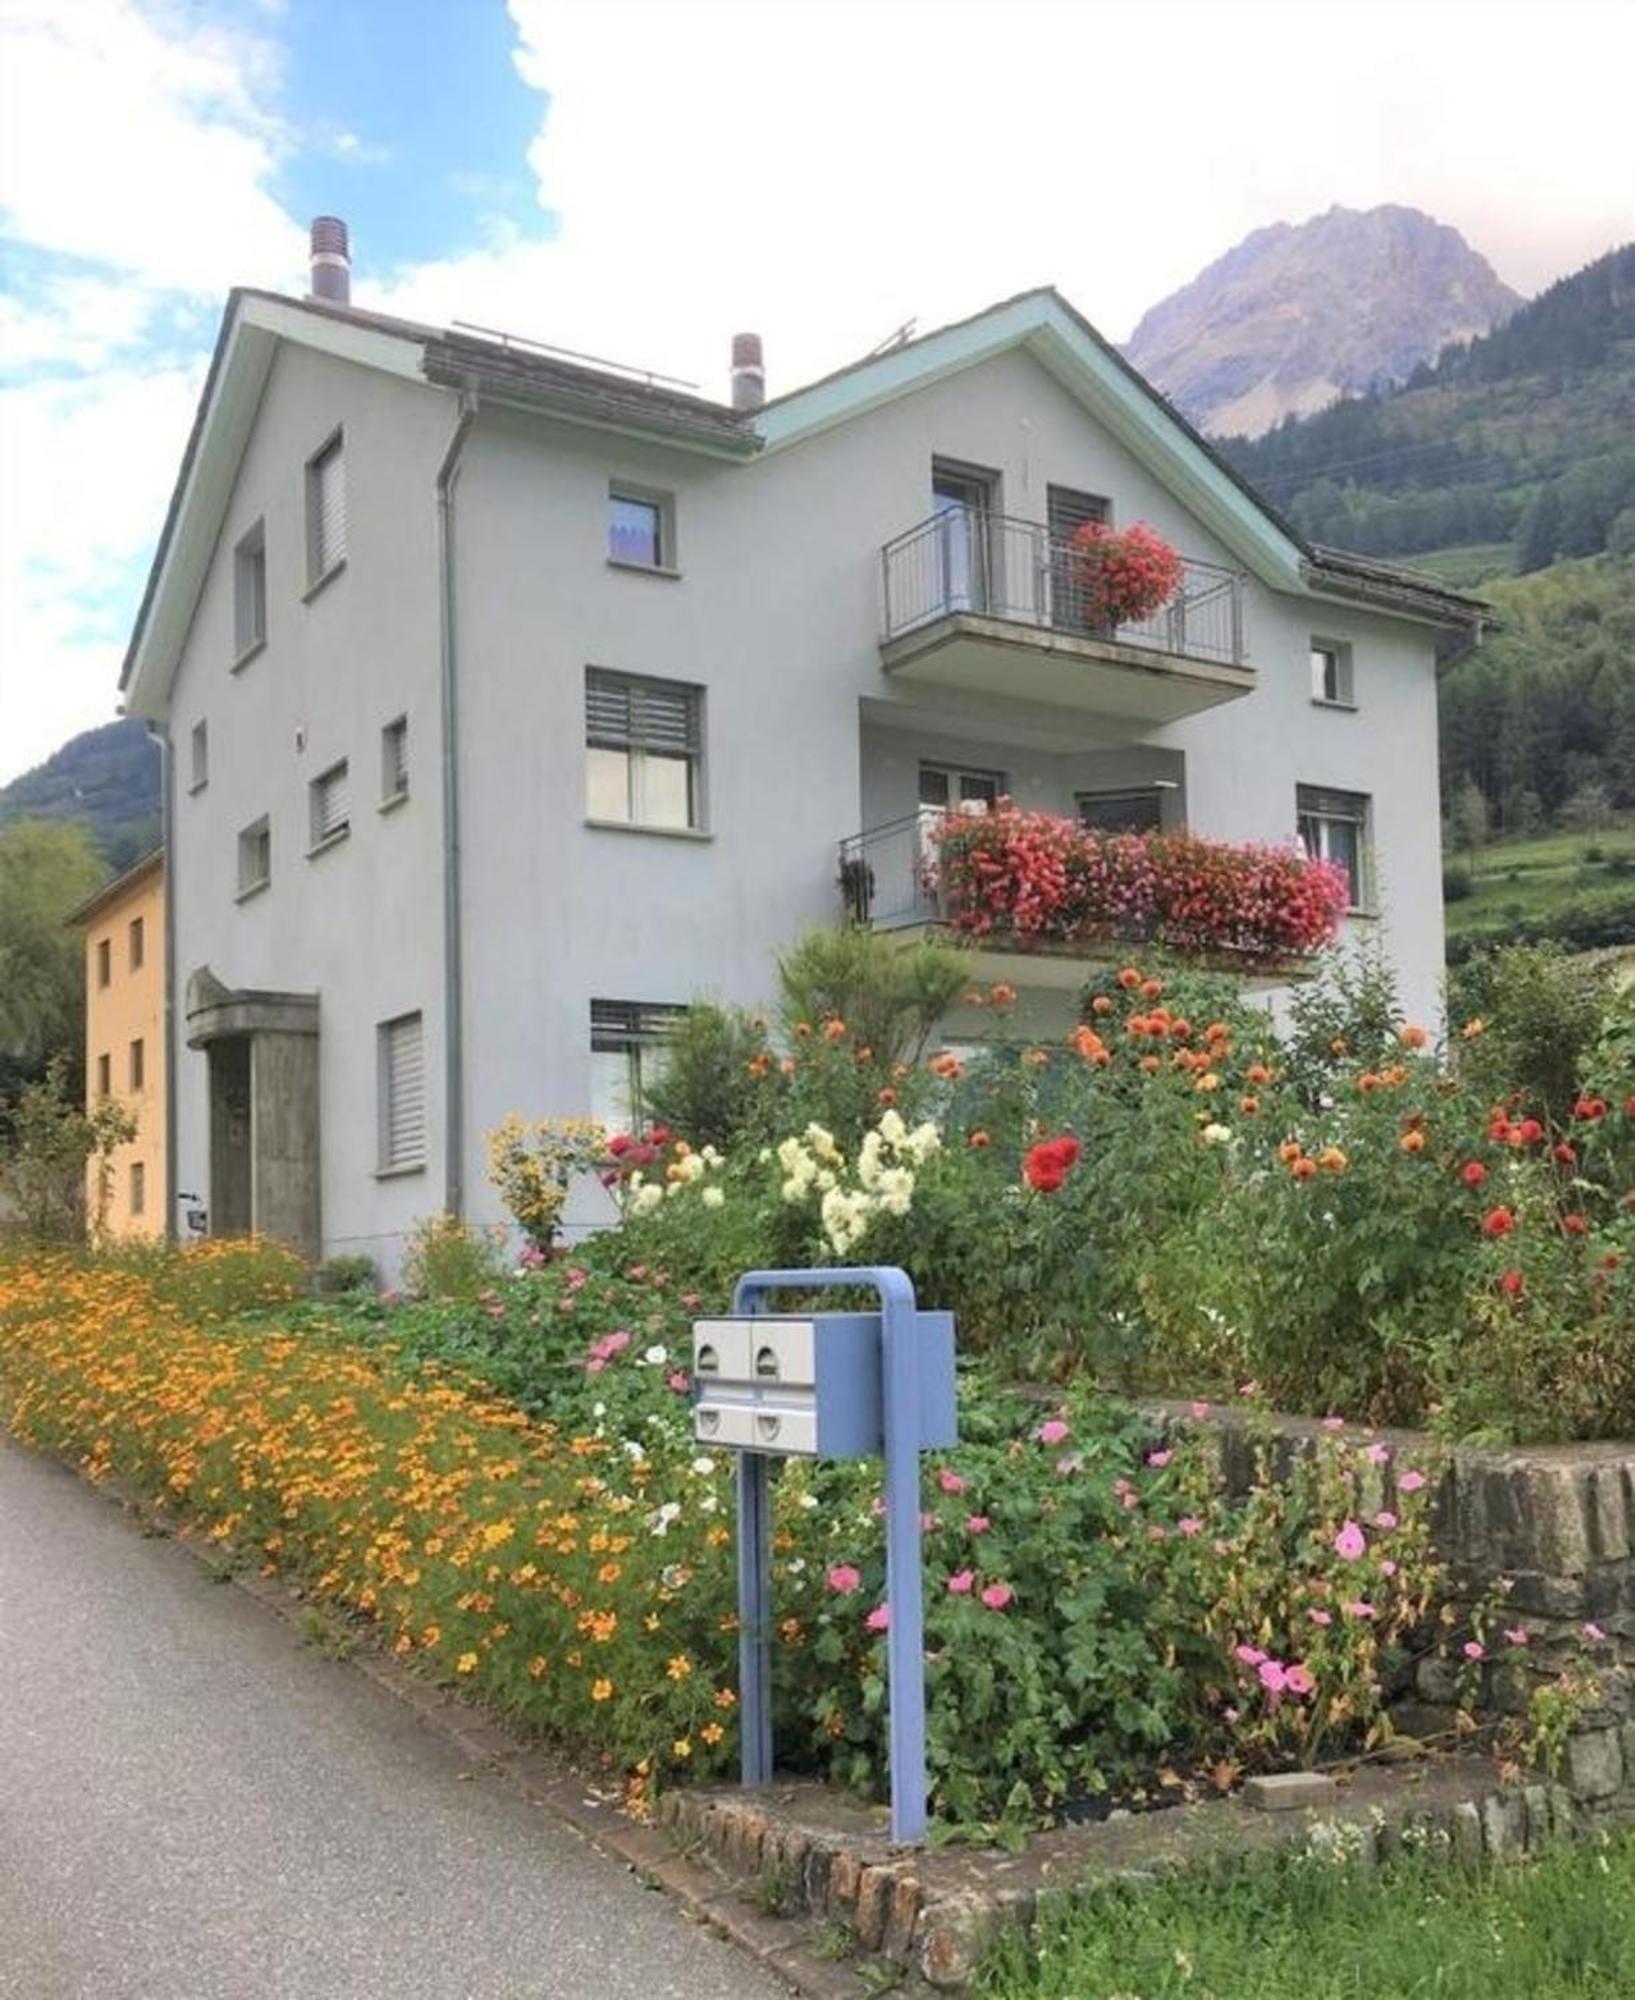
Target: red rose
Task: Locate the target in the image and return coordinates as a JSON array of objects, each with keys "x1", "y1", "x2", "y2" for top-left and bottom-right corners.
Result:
[
  {"x1": 1499, "y1": 1269, "x2": 1525, "y2": 1298},
  {"x1": 1461, "y1": 1160, "x2": 1488, "y2": 1189},
  {"x1": 1481, "y1": 1206, "x2": 1515, "y2": 1238}
]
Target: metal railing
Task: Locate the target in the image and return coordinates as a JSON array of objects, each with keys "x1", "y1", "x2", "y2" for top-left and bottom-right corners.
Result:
[
  {"x1": 838, "y1": 810, "x2": 950, "y2": 931},
  {"x1": 880, "y1": 510, "x2": 1247, "y2": 667}
]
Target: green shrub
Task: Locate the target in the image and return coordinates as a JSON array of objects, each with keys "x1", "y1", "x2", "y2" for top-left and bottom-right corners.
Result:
[
  {"x1": 400, "y1": 1212, "x2": 510, "y2": 1301},
  {"x1": 314, "y1": 1254, "x2": 378, "y2": 1295},
  {"x1": 776, "y1": 925, "x2": 969, "y2": 1069},
  {"x1": 1448, "y1": 943, "x2": 1614, "y2": 1125},
  {"x1": 640, "y1": 1003, "x2": 770, "y2": 1150}
]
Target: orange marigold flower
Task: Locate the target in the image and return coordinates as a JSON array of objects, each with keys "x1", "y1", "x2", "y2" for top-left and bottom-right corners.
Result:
[
  {"x1": 1246, "y1": 1063, "x2": 1273, "y2": 1087},
  {"x1": 877, "y1": 1086, "x2": 897, "y2": 1106},
  {"x1": 1023, "y1": 1048, "x2": 1050, "y2": 1068},
  {"x1": 591, "y1": 1677, "x2": 614, "y2": 1702},
  {"x1": 665, "y1": 1654, "x2": 693, "y2": 1681},
  {"x1": 1279, "y1": 1140, "x2": 1303, "y2": 1163},
  {"x1": 1316, "y1": 1146, "x2": 1348, "y2": 1174},
  {"x1": 1141, "y1": 978, "x2": 1164, "y2": 1001},
  {"x1": 1292, "y1": 1157, "x2": 1318, "y2": 1181},
  {"x1": 700, "y1": 1722, "x2": 725, "y2": 1746},
  {"x1": 1399, "y1": 1130, "x2": 1426, "y2": 1155},
  {"x1": 1117, "y1": 967, "x2": 1143, "y2": 990},
  {"x1": 821, "y1": 1018, "x2": 847, "y2": 1042},
  {"x1": 455, "y1": 1651, "x2": 478, "y2": 1675},
  {"x1": 794, "y1": 1021, "x2": 812, "y2": 1037},
  {"x1": 1399, "y1": 1024, "x2": 1429, "y2": 1050}
]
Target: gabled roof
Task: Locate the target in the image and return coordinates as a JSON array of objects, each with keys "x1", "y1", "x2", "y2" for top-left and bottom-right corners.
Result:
[{"x1": 65, "y1": 846, "x2": 164, "y2": 927}]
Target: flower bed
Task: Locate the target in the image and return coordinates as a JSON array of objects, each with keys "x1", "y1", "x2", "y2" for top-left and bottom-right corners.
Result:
[{"x1": 926, "y1": 807, "x2": 1351, "y2": 965}]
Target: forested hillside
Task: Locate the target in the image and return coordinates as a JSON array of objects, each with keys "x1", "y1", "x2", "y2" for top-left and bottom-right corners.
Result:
[
  {"x1": 0, "y1": 719, "x2": 160, "y2": 871},
  {"x1": 1222, "y1": 245, "x2": 1635, "y2": 573}
]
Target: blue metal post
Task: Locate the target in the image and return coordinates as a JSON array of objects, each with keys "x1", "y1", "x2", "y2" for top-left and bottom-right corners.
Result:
[{"x1": 731, "y1": 1267, "x2": 929, "y2": 1845}]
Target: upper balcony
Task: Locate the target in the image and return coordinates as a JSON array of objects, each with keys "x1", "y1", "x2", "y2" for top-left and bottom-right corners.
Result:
[{"x1": 879, "y1": 510, "x2": 1254, "y2": 723}]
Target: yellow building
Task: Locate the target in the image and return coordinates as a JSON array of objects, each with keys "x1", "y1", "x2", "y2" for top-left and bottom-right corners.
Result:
[{"x1": 74, "y1": 851, "x2": 165, "y2": 1238}]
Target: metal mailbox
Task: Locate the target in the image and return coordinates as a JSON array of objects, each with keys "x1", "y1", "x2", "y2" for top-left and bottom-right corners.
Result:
[{"x1": 691, "y1": 1311, "x2": 956, "y2": 1460}]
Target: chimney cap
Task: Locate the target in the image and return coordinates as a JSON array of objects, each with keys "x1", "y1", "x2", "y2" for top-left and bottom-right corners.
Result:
[
  {"x1": 308, "y1": 215, "x2": 351, "y2": 305},
  {"x1": 730, "y1": 331, "x2": 765, "y2": 412}
]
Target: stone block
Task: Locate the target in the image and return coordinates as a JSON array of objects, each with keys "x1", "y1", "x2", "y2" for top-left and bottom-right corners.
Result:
[
  {"x1": 1522, "y1": 1785, "x2": 1553, "y2": 1851},
  {"x1": 1480, "y1": 1790, "x2": 1523, "y2": 1860},
  {"x1": 1243, "y1": 1771, "x2": 1339, "y2": 1813},
  {"x1": 1450, "y1": 1801, "x2": 1483, "y2": 1869},
  {"x1": 854, "y1": 1866, "x2": 894, "y2": 1951},
  {"x1": 884, "y1": 1876, "x2": 921, "y2": 1962},
  {"x1": 919, "y1": 1895, "x2": 1000, "y2": 1991},
  {"x1": 827, "y1": 1848, "x2": 861, "y2": 1915},
  {"x1": 1566, "y1": 1728, "x2": 1624, "y2": 1801}
]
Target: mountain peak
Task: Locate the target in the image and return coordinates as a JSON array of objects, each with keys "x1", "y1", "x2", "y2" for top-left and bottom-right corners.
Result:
[{"x1": 1125, "y1": 204, "x2": 1521, "y2": 437}]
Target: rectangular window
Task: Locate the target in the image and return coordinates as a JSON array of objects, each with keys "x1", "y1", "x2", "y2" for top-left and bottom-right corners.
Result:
[
  {"x1": 585, "y1": 669, "x2": 703, "y2": 830},
  {"x1": 306, "y1": 431, "x2": 346, "y2": 583},
  {"x1": 309, "y1": 760, "x2": 351, "y2": 849},
  {"x1": 1297, "y1": 784, "x2": 1372, "y2": 912},
  {"x1": 237, "y1": 815, "x2": 271, "y2": 897},
  {"x1": 233, "y1": 521, "x2": 266, "y2": 659},
  {"x1": 129, "y1": 915, "x2": 145, "y2": 972},
  {"x1": 1078, "y1": 787, "x2": 1165, "y2": 834},
  {"x1": 377, "y1": 1012, "x2": 426, "y2": 1173},
  {"x1": 96, "y1": 937, "x2": 111, "y2": 988},
  {"x1": 1048, "y1": 484, "x2": 1114, "y2": 631},
  {"x1": 96, "y1": 1052, "x2": 111, "y2": 1098},
  {"x1": 608, "y1": 488, "x2": 672, "y2": 570},
  {"x1": 129, "y1": 1161, "x2": 145, "y2": 1218},
  {"x1": 381, "y1": 716, "x2": 409, "y2": 804},
  {"x1": 918, "y1": 763, "x2": 1004, "y2": 811},
  {"x1": 1310, "y1": 639, "x2": 1355, "y2": 706},
  {"x1": 589, "y1": 1000, "x2": 683, "y2": 1136},
  {"x1": 931, "y1": 460, "x2": 999, "y2": 614},
  {"x1": 190, "y1": 719, "x2": 209, "y2": 792},
  {"x1": 129, "y1": 1038, "x2": 145, "y2": 1093}
]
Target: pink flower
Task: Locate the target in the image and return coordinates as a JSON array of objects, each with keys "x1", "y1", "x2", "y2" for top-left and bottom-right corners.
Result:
[
  {"x1": 1234, "y1": 1643, "x2": 1267, "y2": 1666},
  {"x1": 965, "y1": 1514, "x2": 991, "y2": 1535},
  {"x1": 1321, "y1": 1415, "x2": 1346, "y2": 1432},
  {"x1": 1189, "y1": 1400, "x2": 1211, "y2": 1421},
  {"x1": 937, "y1": 1469, "x2": 967, "y2": 1495},
  {"x1": 1399, "y1": 1470, "x2": 1427, "y2": 1493},
  {"x1": 1333, "y1": 1520, "x2": 1366, "y2": 1560},
  {"x1": 1375, "y1": 1510, "x2": 1398, "y2": 1530},
  {"x1": 826, "y1": 1565, "x2": 862, "y2": 1595},
  {"x1": 1237, "y1": 1380, "x2": 1259, "y2": 1397},
  {"x1": 1037, "y1": 1419, "x2": 1070, "y2": 1447},
  {"x1": 1463, "y1": 1640, "x2": 1485, "y2": 1661},
  {"x1": 1223, "y1": 1705, "x2": 1240, "y2": 1724},
  {"x1": 1380, "y1": 1560, "x2": 1398, "y2": 1578},
  {"x1": 946, "y1": 1569, "x2": 975, "y2": 1596},
  {"x1": 1310, "y1": 1609, "x2": 1333, "y2": 1627},
  {"x1": 667, "y1": 1370, "x2": 691, "y2": 1395},
  {"x1": 1177, "y1": 1516, "x2": 1204, "y2": 1537},
  {"x1": 865, "y1": 1604, "x2": 890, "y2": 1633},
  {"x1": 1345, "y1": 1600, "x2": 1376, "y2": 1620},
  {"x1": 1584, "y1": 1622, "x2": 1607, "y2": 1642},
  {"x1": 1366, "y1": 1443, "x2": 1391, "y2": 1466},
  {"x1": 1146, "y1": 1449, "x2": 1173, "y2": 1468},
  {"x1": 919, "y1": 1512, "x2": 937, "y2": 1533},
  {"x1": 981, "y1": 1583, "x2": 1014, "y2": 1611},
  {"x1": 1283, "y1": 1663, "x2": 1316, "y2": 1697},
  {"x1": 1504, "y1": 1627, "x2": 1530, "y2": 1647},
  {"x1": 1257, "y1": 1659, "x2": 1288, "y2": 1694}
]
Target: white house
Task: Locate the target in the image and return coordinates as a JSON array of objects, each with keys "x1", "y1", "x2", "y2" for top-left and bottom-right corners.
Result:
[{"x1": 121, "y1": 220, "x2": 1484, "y2": 1274}]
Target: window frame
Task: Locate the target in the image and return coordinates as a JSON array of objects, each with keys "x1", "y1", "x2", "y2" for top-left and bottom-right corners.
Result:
[
  {"x1": 1297, "y1": 783, "x2": 1373, "y2": 915},
  {"x1": 607, "y1": 484, "x2": 678, "y2": 575},
  {"x1": 189, "y1": 719, "x2": 209, "y2": 794},
  {"x1": 1077, "y1": 786, "x2": 1167, "y2": 835},
  {"x1": 129, "y1": 1160, "x2": 146, "y2": 1218},
  {"x1": 304, "y1": 428, "x2": 347, "y2": 591},
  {"x1": 96, "y1": 937, "x2": 111, "y2": 989},
  {"x1": 1310, "y1": 637, "x2": 1356, "y2": 709},
  {"x1": 308, "y1": 758, "x2": 352, "y2": 853},
  {"x1": 380, "y1": 715, "x2": 409, "y2": 809},
  {"x1": 376, "y1": 1011, "x2": 427, "y2": 1176},
  {"x1": 232, "y1": 519, "x2": 267, "y2": 665},
  {"x1": 917, "y1": 762, "x2": 1005, "y2": 811},
  {"x1": 129, "y1": 915, "x2": 145, "y2": 972},
  {"x1": 96, "y1": 1051, "x2": 111, "y2": 1098},
  {"x1": 129, "y1": 1037, "x2": 145, "y2": 1094},
  {"x1": 584, "y1": 667, "x2": 706, "y2": 833},
  {"x1": 589, "y1": 999, "x2": 684, "y2": 1137},
  {"x1": 236, "y1": 815, "x2": 271, "y2": 900}
]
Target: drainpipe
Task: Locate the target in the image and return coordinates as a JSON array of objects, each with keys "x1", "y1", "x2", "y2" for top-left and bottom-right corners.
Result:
[
  {"x1": 146, "y1": 719, "x2": 178, "y2": 1241},
  {"x1": 437, "y1": 387, "x2": 478, "y2": 1218}
]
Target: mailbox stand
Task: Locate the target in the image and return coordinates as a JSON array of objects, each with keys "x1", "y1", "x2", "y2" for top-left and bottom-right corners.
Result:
[{"x1": 722, "y1": 1266, "x2": 942, "y2": 1846}]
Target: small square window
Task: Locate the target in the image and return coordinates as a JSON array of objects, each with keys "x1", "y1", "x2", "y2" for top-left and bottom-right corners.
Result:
[
  {"x1": 590, "y1": 1000, "x2": 684, "y2": 1135},
  {"x1": 1297, "y1": 784, "x2": 1372, "y2": 912},
  {"x1": 585, "y1": 669, "x2": 704, "y2": 830},
  {"x1": 1310, "y1": 639, "x2": 1355, "y2": 706},
  {"x1": 96, "y1": 1051, "x2": 111, "y2": 1097},
  {"x1": 608, "y1": 488, "x2": 672, "y2": 570},
  {"x1": 233, "y1": 521, "x2": 266, "y2": 660},
  {"x1": 381, "y1": 716, "x2": 409, "y2": 804},
  {"x1": 378, "y1": 1012, "x2": 426, "y2": 1173},
  {"x1": 309, "y1": 760, "x2": 351, "y2": 850},
  {"x1": 129, "y1": 1038, "x2": 145, "y2": 1093},
  {"x1": 237, "y1": 816, "x2": 271, "y2": 897},
  {"x1": 190, "y1": 720, "x2": 209, "y2": 792},
  {"x1": 96, "y1": 937, "x2": 111, "y2": 988},
  {"x1": 130, "y1": 1161, "x2": 146, "y2": 1218},
  {"x1": 129, "y1": 915, "x2": 145, "y2": 972},
  {"x1": 306, "y1": 431, "x2": 346, "y2": 584}
]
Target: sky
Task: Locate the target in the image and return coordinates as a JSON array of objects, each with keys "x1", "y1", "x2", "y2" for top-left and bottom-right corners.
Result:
[{"x1": 2, "y1": 0, "x2": 1632, "y2": 785}]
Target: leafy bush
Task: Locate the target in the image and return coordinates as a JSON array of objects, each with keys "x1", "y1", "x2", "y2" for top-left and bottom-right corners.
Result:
[
  {"x1": 0, "y1": 1056, "x2": 135, "y2": 1244},
  {"x1": 1448, "y1": 943, "x2": 1614, "y2": 1125},
  {"x1": 314, "y1": 1254, "x2": 379, "y2": 1295},
  {"x1": 102, "y1": 1236, "x2": 307, "y2": 1320},
  {"x1": 401, "y1": 1212, "x2": 511, "y2": 1301},
  {"x1": 484, "y1": 1116, "x2": 607, "y2": 1251},
  {"x1": 640, "y1": 1003, "x2": 769, "y2": 1150},
  {"x1": 776, "y1": 926, "x2": 969, "y2": 1070}
]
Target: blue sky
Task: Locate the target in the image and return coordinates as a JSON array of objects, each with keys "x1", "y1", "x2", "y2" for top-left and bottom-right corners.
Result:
[{"x1": 2, "y1": 0, "x2": 1632, "y2": 784}]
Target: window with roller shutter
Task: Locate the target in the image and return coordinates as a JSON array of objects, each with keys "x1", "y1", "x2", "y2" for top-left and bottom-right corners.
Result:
[
  {"x1": 309, "y1": 760, "x2": 350, "y2": 850},
  {"x1": 306, "y1": 431, "x2": 346, "y2": 585},
  {"x1": 377, "y1": 1013, "x2": 425, "y2": 1173},
  {"x1": 585, "y1": 668, "x2": 704, "y2": 830}
]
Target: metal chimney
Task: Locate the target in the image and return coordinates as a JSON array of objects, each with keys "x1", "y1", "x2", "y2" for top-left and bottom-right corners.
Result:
[
  {"x1": 309, "y1": 216, "x2": 351, "y2": 305},
  {"x1": 730, "y1": 332, "x2": 765, "y2": 412}
]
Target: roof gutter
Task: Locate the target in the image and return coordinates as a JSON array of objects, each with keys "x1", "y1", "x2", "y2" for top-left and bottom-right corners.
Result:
[{"x1": 437, "y1": 386, "x2": 478, "y2": 1219}]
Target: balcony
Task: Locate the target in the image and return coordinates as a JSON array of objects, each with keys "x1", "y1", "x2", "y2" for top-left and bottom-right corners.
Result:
[
  {"x1": 879, "y1": 511, "x2": 1253, "y2": 722},
  {"x1": 839, "y1": 806, "x2": 1343, "y2": 986}
]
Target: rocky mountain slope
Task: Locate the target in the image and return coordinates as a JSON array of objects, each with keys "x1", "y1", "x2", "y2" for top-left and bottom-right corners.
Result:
[{"x1": 1125, "y1": 205, "x2": 1520, "y2": 437}]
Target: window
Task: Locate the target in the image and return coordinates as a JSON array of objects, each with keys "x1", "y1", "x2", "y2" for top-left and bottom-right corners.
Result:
[
  {"x1": 96, "y1": 937, "x2": 111, "y2": 988},
  {"x1": 129, "y1": 915, "x2": 145, "y2": 972},
  {"x1": 237, "y1": 815, "x2": 271, "y2": 897},
  {"x1": 1048, "y1": 485, "x2": 1113, "y2": 631},
  {"x1": 931, "y1": 461, "x2": 999, "y2": 613},
  {"x1": 129, "y1": 1038, "x2": 145, "y2": 1093},
  {"x1": 918, "y1": 763, "x2": 1003, "y2": 811},
  {"x1": 129, "y1": 1162, "x2": 145, "y2": 1218},
  {"x1": 306, "y1": 431, "x2": 346, "y2": 584},
  {"x1": 233, "y1": 521, "x2": 266, "y2": 659},
  {"x1": 1310, "y1": 639, "x2": 1355, "y2": 707},
  {"x1": 309, "y1": 760, "x2": 351, "y2": 849},
  {"x1": 608, "y1": 488, "x2": 672, "y2": 570},
  {"x1": 1298, "y1": 784, "x2": 1372, "y2": 912},
  {"x1": 585, "y1": 669, "x2": 703, "y2": 830},
  {"x1": 1078, "y1": 787, "x2": 1165, "y2": 835},
  {"x1": 190, "y1": 720, "x2": 209, "y2": 792},
  {"x1": 381, "y1": 716, "x2": 409, "y2": 804},
  {"x1": 96, "y1": 1052, "x2": 111, "y2": 1098},
  {"x1": 590, "y1": 1000, "x2": 683, "y2": 1135},
  {"x1": 377, "y1": 1013, "x2": 426, "y2": 1173}
]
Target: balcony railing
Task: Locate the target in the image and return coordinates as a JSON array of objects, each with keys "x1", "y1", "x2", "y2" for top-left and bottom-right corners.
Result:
[
  {"x1": 839, "y1": 809, "x2": 945, "y2": 931},
  {"x1": 880, "y1": 510, "x2": 1247, "y2": 667}
]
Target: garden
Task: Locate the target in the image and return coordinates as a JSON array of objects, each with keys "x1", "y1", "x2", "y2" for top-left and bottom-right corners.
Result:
[{"x1": 1, "y1": 925, "x2": 1632, "y2": 1870}]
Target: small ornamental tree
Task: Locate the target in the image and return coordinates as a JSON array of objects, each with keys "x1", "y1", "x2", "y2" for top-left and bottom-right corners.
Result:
[
  {"x1": 1066, "y1": 520, "x2": 1184, "y2": 626},
  {"x1": 0, "y1": 1056, "x2": 136, "y2": 1244}
]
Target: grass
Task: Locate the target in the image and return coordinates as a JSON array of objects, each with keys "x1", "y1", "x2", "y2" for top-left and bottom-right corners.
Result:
[
  {"x1": 976, "y1": 1833, "x2": 1635, "y2": 1999},
  {"x1": 1411, "y1": 543, "x2": 1517, "y2": 587},
  {"x1": 1444, "y1": 819, "x2": 1635, "y2": 947}
]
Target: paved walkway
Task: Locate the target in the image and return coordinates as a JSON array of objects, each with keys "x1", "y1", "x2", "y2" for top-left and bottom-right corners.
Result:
[{"x1": 0, "y1": 1439, "x2": 786, "y2": 2000}]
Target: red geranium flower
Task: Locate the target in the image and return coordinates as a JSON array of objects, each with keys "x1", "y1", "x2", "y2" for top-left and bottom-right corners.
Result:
[
  {"x1": 1024, "y1": 1135, "x2": 1080, "y2": 1193},
  {"x1": 1460, "y1": 1160, "x2": 1488, "y2": 1189},
  {"x1": 1481, "y1": 1206, "x2": 1515, "y2": 1238}
]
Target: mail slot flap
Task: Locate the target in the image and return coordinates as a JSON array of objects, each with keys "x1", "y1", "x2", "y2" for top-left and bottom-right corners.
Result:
[
  {"x1": 750, "y1": 1319, "x2": 815, "y2": 1387},
  {"x1": 691, "y1": 1319, "x2": 753, "y2": 1382}
]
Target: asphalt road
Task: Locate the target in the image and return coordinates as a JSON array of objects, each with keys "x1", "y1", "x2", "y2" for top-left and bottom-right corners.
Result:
[{"x1": 0, "y1": 1439, "x2": 787, "y2": 2000}]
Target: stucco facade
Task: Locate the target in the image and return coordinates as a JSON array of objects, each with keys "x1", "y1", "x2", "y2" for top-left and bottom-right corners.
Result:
[
  {"x1": 77, "y1": 852, "x2": 165, "y2": 1239},
  {"x1": 126, "y1": 280, "x2": 1480, "y2": 1277}
]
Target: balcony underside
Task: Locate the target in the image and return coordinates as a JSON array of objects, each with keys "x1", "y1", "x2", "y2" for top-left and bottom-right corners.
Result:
[
  {"x1": 880, "y1": 613, "x2": 1255, "y2": 724},
  {"x1": 880, "y1": 920, "x2": 1315, "y2": 992}
]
